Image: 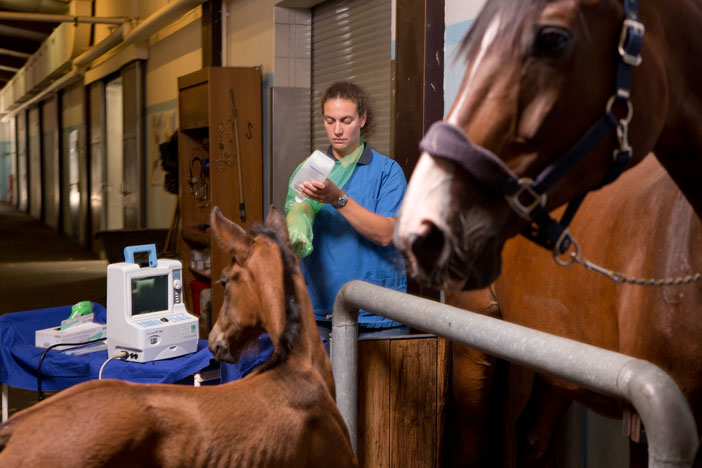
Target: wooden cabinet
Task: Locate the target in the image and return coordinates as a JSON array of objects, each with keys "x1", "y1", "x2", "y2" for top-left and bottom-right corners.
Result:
[{"x1": 177, "y1": 67, "x2": 262, "y2": 330}]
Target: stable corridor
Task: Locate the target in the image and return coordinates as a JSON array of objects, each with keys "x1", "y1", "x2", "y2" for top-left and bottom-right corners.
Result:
[{"x1": 0, "y1": 204, "x2": 108, "y2": 417}]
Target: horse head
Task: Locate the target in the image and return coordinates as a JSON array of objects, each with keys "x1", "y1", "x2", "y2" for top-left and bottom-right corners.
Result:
[
  {"x1": 395, "y1": 0, "x2": 669, "y2": 291},
  {"x1": 208, "y1": 206, "x2": 300, "y2": 365}
]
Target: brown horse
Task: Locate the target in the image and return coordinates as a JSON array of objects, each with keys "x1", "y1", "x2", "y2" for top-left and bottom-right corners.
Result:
[
  {"x1": 0, "y1": 207, "x2": 356, "y2": 468},
  {"x1": 446, "y1": 155, "x2": 702, "y2": 466},
  {"x1": 392, "y1": 0, "x2": 702, "y2": 466}
]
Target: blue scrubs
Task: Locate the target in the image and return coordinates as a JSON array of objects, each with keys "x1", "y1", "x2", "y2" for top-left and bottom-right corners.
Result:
[{"x1": 300, "y1": 143, "x2": 408, "y2": 328}]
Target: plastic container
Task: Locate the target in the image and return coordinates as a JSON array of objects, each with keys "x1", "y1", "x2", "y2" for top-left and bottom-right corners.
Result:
[{"x1": 289, "y1": 150, "x2": 335, "y2": 202}]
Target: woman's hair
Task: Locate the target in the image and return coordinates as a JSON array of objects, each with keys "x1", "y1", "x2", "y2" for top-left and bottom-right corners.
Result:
[{"x1": 321, "y1": 81, "x2": 375, "y2": 138}]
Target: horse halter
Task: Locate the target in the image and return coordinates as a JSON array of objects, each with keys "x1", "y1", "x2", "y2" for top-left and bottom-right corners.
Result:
[{"x1": 420, "y1": 0, "x2": 644, "y2": 263}]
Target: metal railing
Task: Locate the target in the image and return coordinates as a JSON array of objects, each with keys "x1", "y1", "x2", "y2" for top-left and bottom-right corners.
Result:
[{"x1": 331, "y1": 280, "x2": 699, "y2": 468}]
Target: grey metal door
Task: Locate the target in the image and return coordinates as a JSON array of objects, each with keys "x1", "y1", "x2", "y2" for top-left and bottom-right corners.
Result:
[
  {"x1": 121, "y1": 61, "x2": 144, "y2": 228},
  {"x1": 311, "y1": 0, "x2": 392, "y2": 156},
  {"x1": 28, "y1": 107, "x2": 41, "y2": 219},
  {"x1": 42, "y1": 96, "x2": 60, "y2": 231},
  {"x1": 89, "y1": 81, "x2": 106, "y2": 245},
  {"x1": 15, "y1": 111, "x2": 28, "y2": 212}
]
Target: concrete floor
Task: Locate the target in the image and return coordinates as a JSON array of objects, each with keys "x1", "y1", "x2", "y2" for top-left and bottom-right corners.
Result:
[{"x1": 0, "y1": 204, "x2": 108, "y2": 417}]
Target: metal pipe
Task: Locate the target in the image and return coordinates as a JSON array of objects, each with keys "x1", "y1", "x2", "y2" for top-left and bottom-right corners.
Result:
[
  {"x1": 122, "y1": 0, "x2": 205, "y2": 45},
  {"x1": 331, "y1": 280, "x2": 699, "y2": 467},
  {"x1": 0, "y1": 11, "x2": 126, "y2": 24},
  {"x1": 72, "y1": 23, "x2": 128, "y2": 69},
  {"x1": 73, "y1": 0, "x2": 205, "y2": 69},
  {"x1": 1, "y1": 69, "x2": 82, "y2": 121}
]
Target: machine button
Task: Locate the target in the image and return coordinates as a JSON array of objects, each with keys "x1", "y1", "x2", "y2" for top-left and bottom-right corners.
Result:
[
  {"x1": 160, "y1": 317, "x2": 169, "y2": 322},
  {"x1": 173, "y1": 279, "x2": 182, "y2": 290}
]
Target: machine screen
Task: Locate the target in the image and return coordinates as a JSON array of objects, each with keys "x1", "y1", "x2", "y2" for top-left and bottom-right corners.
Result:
[{"x1": 131, "y1": 274, "x2": 169, "y2": 316}]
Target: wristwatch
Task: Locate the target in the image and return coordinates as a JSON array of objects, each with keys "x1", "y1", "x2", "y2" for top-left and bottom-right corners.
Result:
[{"x1": 332, "y1": 193, "x2": 348, "y2": 209}]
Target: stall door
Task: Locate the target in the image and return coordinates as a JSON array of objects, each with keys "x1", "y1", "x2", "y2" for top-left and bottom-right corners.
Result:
[
  {"x1": 311, "y1": 0, "x2": 392, "y2": 156},
  {"x1": 15, "y1": 112, "x2": 28, "y2": 212},
  {"x1": 121, "y1": 61, "x2": 144, "y2": 228},
  {"x1": 89, "y1": 81, "x2": 106, "y2": 243},
  {"x1": 42, "y1": 96, "x2": 60, "y2": 231},
  {"x1": 28, "y1": 107, "x2": 42, "y2": 220},
  {"x1": 105, "y1": 75, "x2": 124, "y2": 230}
]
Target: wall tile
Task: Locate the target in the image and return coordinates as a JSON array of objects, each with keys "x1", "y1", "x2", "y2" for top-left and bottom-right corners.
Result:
[
  {"x1": 275, "y1": 23, "x2": 291, "y2": 58},
  {"x1": 274, "y1": 6, "x2": 293, "y2": 24},
  {"x1": 294, "y1": 8, "x2": 311, "y2": 26},
  {"x1": 294, "y1": 58, "x2": 310, "y2": 89},
  {"x1": 294, "y1": 25, "x2": 311, "y2": 59},
  {"x1": 275, "y1": 57, "x2": 291, "y2": 87}
]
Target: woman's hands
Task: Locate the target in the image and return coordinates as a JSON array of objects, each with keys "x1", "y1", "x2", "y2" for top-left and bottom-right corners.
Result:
[
  {"x1": 298, "y1": 179, "x2": 343, "y2": 205},
  {"x1": 299, "y1": 179, "x2": 396, "y2": 246}
]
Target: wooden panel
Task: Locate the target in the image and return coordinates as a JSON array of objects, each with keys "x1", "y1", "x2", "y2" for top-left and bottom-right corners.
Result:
[
  {"x1": 178, "y1": 82, "x2": 209, "y2": 130},
  {"x1": 358, "y1": 339, "x2": 391, "y2": 468},
  {"x1": 435, "y1": 338, "x2": 450, "y2": 467},
  {"x1": 207, "y1": 67, "x2": 263, "y2": 323},
  {"x1": 177, "y1": 128, "x2": 210, "y2": 316},
  {"x1": 390, "y1": 338, "x2": 438, "y2": 467},
  {"x1": 177, "y1": 67, "x2": 263, "y2": 329}
]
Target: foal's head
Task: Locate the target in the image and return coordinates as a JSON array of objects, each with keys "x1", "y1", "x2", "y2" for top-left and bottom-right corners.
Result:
[{"x1": 208, "y1": 206, "x2": 301, "y2": 369}]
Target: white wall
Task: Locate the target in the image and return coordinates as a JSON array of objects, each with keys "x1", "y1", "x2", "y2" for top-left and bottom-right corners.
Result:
[
  {"x1": 443, "y1": 0, "x2": 486, "y2": 116},
  {"x1": 144, "y1": 10, "x2": 201, "y2": 228}
]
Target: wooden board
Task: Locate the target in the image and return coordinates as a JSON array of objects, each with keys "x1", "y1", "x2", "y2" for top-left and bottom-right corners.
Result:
[{"x1": 357, "y1": 336, "x2": 449, "y2": 467}]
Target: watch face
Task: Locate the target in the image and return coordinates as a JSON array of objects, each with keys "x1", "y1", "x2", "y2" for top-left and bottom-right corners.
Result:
[{"x1": 334, "y1": 194, "x2": 348, "y2": 209}]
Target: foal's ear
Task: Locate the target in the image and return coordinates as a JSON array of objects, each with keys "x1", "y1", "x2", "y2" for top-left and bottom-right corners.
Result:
[
  {"x1": 210, "y1": 206, "x2": 253, "y2": 262},
  {"x1": 265, "y1": 205, "x2": 293, "y2": 249}
]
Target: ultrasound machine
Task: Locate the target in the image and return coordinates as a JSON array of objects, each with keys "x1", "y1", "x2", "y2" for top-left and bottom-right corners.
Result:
[{"x1": 106, "y1": 244, "x2": 199, "y2": 363}]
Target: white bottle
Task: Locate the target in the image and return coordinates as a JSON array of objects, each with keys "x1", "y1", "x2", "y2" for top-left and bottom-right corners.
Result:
[{"x1": 289, "y1": 150, "x2": 335, "y2": 202}]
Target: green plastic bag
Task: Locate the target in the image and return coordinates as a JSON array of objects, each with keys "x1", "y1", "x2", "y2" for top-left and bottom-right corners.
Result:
[{"x1": 285, "y1": 144, "x2": 364, "y2": 257}]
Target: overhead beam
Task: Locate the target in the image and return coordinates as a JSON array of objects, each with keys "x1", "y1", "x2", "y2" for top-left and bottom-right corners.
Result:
[
  {"x1": 0, "y1": 47, "x2": 30, "y2": 59},
  {"x1": 0, "y1": 12, "x2": 126, "y2": 25},
  {"x1": 0, "y1": 35, "x2": 41, "y2": 55},
  {"x1": 0, "y1": 55, "x2": 25, "y2": 69}
]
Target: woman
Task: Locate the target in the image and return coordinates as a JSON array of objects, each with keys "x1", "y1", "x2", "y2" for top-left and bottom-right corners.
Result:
[{"x1": 285, "y1": 81, "x2": 409, "y2": 343}]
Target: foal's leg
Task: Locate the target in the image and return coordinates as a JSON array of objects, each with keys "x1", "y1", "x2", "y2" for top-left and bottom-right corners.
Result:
[{"x1": 515, "y1": 376, "x2": 573, "y2": 468}]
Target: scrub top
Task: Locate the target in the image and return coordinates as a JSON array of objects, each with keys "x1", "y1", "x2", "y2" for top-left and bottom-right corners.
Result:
[{"x1": 300, "y1": 143, "x2": 408, "y2": 328}]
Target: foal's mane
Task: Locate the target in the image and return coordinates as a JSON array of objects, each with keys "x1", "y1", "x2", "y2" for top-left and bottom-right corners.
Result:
[{"x1": 249, "y1": 224, "x2": 302, "y2": 372}]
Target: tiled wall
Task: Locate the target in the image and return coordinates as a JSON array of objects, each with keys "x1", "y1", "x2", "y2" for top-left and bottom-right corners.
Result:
[{"x1": 274, "y1": 7, "x2": 311, "y2": 88}]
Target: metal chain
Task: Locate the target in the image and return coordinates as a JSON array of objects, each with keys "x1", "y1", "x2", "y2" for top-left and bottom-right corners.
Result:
[{"x1": 569, "y1": 253, "x2": 702, "y2": 286}]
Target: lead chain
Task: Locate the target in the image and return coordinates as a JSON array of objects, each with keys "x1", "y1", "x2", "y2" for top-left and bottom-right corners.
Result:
[{"x1": 569, "y1": 253, "x2": 702, "y2": 286}]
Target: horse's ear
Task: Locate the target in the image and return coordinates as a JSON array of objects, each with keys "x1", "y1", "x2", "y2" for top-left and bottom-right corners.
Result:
[
  {"x1": 210, "y1": 206, "x2": 253, "y2": 262},
  {"x1": 265, "y1": 205, "x2": 293, "y2": 250}
]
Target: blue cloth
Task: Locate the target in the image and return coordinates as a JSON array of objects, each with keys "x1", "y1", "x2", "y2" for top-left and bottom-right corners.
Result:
[
  {"x1": 0, "y1": 303, "x2": 214, "y2": 391},
  {"x1": 219, "y1": 334, "x2": 274, "y2": 382},
  {"x1": 300, "y1": 144, "x2": 408, "y2": 328}
]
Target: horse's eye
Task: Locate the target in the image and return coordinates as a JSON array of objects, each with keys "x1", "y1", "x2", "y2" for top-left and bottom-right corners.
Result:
[
  {"x1": 216, "y1": 276, "x2": 229, "y2": 287},
  {"x1": 532, "y1": 26, "x2": 571, "y2": 58}
]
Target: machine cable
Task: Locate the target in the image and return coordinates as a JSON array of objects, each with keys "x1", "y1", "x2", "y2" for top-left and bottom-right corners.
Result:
[
  {"x1": 37, "y1": 338, "x2": 107, "y2": 401},
  {"x1": 98, "y1": 350, "x2": 130, "y2": 380}
]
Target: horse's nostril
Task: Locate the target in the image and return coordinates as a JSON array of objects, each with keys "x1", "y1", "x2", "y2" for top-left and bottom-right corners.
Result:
[
  {"x1": 209, "y1": 342, "x2": 224, "y2": 358},
  {"x1": 408, "y1": 222, "x2": 446, "y2": 274}
]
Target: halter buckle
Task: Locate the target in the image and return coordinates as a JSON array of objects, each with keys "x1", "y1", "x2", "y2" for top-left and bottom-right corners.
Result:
[
  {"x1": 553, "y1": 230, "x2": 580, "y2": 267},
  {"x1": 618, "y1": 19, "x2": 645, "y2": 66},
  {"x1": 506, "y1": 178, "x2": 546, "y2": 220}
]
